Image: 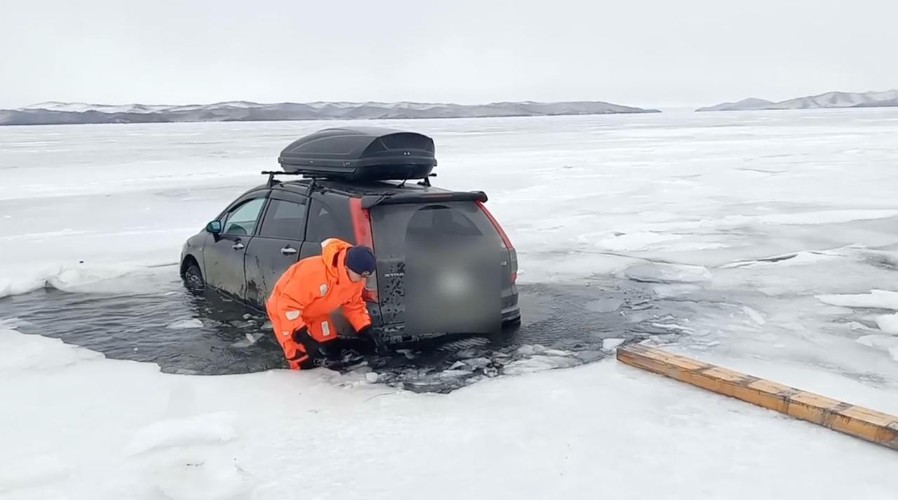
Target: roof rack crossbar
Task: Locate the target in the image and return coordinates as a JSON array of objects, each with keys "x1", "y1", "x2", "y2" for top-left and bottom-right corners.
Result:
[{"x1": 261, "y1": 170, "x2": 304, "y2": 187}]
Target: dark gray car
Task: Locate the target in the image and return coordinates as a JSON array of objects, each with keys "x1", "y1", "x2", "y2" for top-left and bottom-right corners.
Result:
[{"x1": 179, "y1": 127, "x2": 520, "y2": 345}]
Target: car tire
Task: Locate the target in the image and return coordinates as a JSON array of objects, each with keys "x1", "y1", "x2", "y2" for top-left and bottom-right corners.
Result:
[
  {"x1": 183, "y1": 261, "x2": 205, "y2": 292},
  {"x1": 500, "y1": 314, "x2": 522, "y2": 334}
]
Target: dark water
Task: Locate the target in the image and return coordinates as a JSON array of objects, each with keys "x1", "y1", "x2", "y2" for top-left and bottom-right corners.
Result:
[{"x1": 0, "y1": 270, "x2": 697, "y2": 393}]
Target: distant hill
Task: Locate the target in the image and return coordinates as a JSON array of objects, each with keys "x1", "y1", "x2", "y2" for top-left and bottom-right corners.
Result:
[
  {"x1": 697, "y1": 89, "x2": 898, "y2": 112},
  {"x1": 696, "y1": 98, "x2": 775, "y2": 112},
  {"x1": 848, "y1": 97, "x2": 898, "y2": 108},
  {"x1": 0, "y1": 100, "x2": 660, "y2": 126}
]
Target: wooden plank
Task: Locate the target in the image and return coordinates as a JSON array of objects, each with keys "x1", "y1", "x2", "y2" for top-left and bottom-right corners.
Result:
[{"x1": 616, "y1": 343, "x2": 898, "y2": 450}]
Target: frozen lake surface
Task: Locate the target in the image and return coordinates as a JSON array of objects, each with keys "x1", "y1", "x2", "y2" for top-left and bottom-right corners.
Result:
[{"x1": 2, "y1": 109, "x2": 898, "y2": 498}]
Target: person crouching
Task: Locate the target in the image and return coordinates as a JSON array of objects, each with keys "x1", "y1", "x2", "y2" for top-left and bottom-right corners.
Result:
[{"x1": 266, "y1": 237, "x2": 377, "y2": 370}]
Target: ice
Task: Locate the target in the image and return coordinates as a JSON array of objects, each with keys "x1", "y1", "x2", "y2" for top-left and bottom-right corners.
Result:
[
  {"x1": 0, "y1": 453, "x2": 73, "y2": 491},
  {"x1": 721, "y1": 209, "x2": 898, "y2": 226},
  {"x1": 816, "y1": 290, "x2": 898, "y2": 311},
  {"x1": 168, "y1": 319, "x2": 204, "y2": 330},
  {"x1": 875, "y1": 313, "x2": 898, "y2": 335},
  {"x1": 4, "y1": 112, "x2": 898, "y2": 496},
  {"x1": 857, "y1": 334, "x2": 898, "y2": 351},
  {"x1": 624, "y1": 263, "x2": 712, "y2": 284},
  {"x1": 584, "y1": 298, "x2": 624, "y2": 313},
  {"x1": 503, "y1": 354, "x2": 582, "y2": 375},
  {"x1": 651, "y1": 322, "x2": 696, "y2": 333},
  {"x1": 595, "y1": 231, "x2": 683, "y2": 251},
  {"x1": 720, "y1": 250, "x2": 841, "y2": 269},
  {"x1": 742, "y1": 306, "x2": 767, "y2": 325},
  {"x1": 602, "y1": 338, "x2": 625, "y2": 351},
  {"x1": 123, "y1": 412, "x2": 238, "y2": 456},
  {"x1": 231, "y1": 333, "x2": 264, "y2": 348},
  {"x1": 1, "y1": 327, "x2": 898, "y2": 499},
  {"x1": 0, "y1": 264, "x2": 148, "y2": 298},
  {"x1": 0, "y1": 328, "x2": 103, "y2": 371},
  {"x1": 147, "y1": 454, "x2": 258, "y2": 500},
  {"x1": 857, "y1": 334, "x2": 898, "y2": 363}
]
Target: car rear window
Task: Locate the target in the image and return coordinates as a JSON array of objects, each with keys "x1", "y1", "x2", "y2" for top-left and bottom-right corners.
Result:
[{"x1": 370, "y1": 201, "x2": 503, "y2": 257}]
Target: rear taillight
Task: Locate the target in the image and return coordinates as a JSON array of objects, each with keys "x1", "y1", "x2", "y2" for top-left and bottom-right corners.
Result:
[
  {"x1": 476, "y1": 200, "x2": 514, "y2": 250},
  {"x1": 349, "y1": 197, "x2": 379, "y2": 303},
  {"x1": 349, "y1": 197, "x2": 374, "y2": 248}
]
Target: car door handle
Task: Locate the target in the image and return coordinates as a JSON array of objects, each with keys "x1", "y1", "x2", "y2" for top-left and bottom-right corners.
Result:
[
  {"x1": 281, "y1": 246, "x2": 297, "y2": 255},
  {"x1": 232, "y1": 242, "x2": 245, "y2": 250}
]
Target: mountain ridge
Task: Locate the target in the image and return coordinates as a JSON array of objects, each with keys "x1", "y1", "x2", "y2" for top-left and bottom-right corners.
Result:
[
  {"x1": 0, "y1": 99, "x2": 660, "y2": 126},
  {"x1": 697, "y1": 89, "x2": 898, "y2": 112}
]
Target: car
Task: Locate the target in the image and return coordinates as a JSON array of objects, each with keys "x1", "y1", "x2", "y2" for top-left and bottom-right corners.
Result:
[{"x1": 179, "y1": 126, "x2": 520, "y2": 345}]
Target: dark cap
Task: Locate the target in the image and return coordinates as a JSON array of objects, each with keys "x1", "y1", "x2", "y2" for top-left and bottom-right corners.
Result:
[{"x1": 345, "y1": 246, "x2": 376, "y2": 275}]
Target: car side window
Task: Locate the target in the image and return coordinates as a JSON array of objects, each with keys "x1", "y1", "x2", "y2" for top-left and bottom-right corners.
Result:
[
  {"x1": 304, "y1": 199, "x2": 342, "y2": 242},
  {"x1": 258, "y1": 199, "x2": 308, "y2": 239},
  {"x1": 222, "y1": 198, "x2": 267, "y2": 236}
]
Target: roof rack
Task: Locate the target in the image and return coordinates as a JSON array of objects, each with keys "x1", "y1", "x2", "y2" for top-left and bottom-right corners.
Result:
[
  {"x1": 262, "y1": 169, "x2": 439, "y2": 191},
  {"x1": 261, "y1": 170, "x2": 304, "y2": 187}
]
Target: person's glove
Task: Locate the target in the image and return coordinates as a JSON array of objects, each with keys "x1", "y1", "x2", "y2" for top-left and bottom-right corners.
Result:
[
  {"x1": 356, "y1": 325, "x2": 381, "y2": 352},
  {"x1": 293, "y1": 327, "x2": 324, "y2": 359},
  {"x1": 292, "y1": 326, "x2": 310, "y2": 344}
]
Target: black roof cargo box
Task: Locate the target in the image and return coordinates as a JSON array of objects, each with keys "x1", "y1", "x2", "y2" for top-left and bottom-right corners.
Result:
[{"x1": 278, "y1": 127, "x2": 437, "y2": 181}]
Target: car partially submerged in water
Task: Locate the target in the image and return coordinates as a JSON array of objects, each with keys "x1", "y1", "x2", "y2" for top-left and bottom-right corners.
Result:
[{"x1": 179, "y1": 126, "x2": 520, "y2": 345}]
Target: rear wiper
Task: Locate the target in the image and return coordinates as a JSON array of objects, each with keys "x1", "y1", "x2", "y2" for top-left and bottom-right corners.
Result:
[{"x1": 361, "y1": 193, "x2": 395, "y2": 209}]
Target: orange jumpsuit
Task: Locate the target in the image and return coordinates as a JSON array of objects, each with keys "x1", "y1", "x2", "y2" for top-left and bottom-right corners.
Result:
[{"x1": 265, "y1": 238, "x2": 372, "y2": 369}]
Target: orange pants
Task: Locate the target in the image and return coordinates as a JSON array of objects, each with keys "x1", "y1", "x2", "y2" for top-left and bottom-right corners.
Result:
[{"x1": 266, "y1": 299, "x2": 339, "y2": 370}]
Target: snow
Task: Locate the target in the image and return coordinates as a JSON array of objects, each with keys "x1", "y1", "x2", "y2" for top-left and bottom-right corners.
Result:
[{"x1": 3, "y1": 109, "x2": 898, "y2": 498}]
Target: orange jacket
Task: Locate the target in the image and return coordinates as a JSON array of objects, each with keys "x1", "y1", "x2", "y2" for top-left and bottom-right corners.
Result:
[{"x1": 266, "y1": 238, "x2": 372, "y2": 335}]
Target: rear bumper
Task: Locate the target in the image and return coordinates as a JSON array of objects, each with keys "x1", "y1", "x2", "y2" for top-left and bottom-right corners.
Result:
[{"x1": 373, "y1": 298, "x2": 520, "y2": 345}]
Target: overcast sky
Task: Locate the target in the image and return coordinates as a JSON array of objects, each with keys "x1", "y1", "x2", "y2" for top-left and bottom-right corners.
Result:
[{"x1": 2, "y1": 0, "x2": 895, "y2": 109}]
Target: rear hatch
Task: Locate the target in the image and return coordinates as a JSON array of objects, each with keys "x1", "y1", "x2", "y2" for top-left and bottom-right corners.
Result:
[{"x1": 367, "y1": 199, "x2": 514, "y2": 341}]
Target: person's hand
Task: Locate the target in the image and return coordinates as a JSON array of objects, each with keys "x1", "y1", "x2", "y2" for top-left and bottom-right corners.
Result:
[
  {"x1": 292, "y1": 326, "x2": 310, "y2": 343},
  {"x1": 357, "y1": 325, "x2": 381, "y2": 352},
  {"x1": 293, "y1": 327, "x2": 325, "y2": 359}
]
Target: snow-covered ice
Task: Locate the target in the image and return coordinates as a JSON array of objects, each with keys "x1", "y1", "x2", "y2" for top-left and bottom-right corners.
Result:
[
  {"x1": 1, "y1": 329, "x2": 898, "y2": 500},
  {"x1": 3, "y1": 109, "x2": 898, "y2": 498}
]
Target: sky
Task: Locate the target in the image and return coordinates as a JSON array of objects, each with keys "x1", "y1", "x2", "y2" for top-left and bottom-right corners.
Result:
[{"x1": 1, "y1": 0, "x2": 896, "y2": 109}]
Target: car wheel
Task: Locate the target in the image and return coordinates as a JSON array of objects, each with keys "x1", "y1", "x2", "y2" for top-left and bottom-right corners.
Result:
[
  {"x1": 183, "y1": 261, "x2": 205, "y2": 291},
  {"x1": 501, "y1": 314, "x2": 522, "y2": 331}
]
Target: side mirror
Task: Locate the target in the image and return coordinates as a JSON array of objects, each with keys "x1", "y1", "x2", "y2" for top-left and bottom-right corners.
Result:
[{"x1": 206, "y1": 221, "x2": 222, "y2": 234}]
